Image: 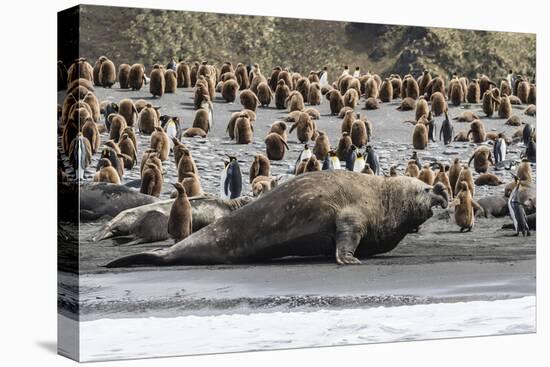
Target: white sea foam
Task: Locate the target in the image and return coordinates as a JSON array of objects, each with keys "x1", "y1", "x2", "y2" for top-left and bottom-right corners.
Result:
[{"x1": 70, "y1": 296, "x2": 535, "y2": 361}]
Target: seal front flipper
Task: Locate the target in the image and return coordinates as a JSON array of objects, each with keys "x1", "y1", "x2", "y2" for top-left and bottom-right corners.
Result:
[{"x1": 334, "y1": 211, "x2": 364, "y2": 265}]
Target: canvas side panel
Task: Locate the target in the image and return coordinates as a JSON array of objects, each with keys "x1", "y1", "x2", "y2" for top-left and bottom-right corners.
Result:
[{"x1": 57, "y1": 4, "x2": 80, "y2": 362}]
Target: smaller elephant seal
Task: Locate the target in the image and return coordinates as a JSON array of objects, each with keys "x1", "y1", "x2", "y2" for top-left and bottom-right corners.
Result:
[
  {"x1": 93, "y1": 196, "x2": 254, "y2": 243},
  {"x1": 477, "y1": 196, "x2": 509, "y2": 218},
  {"x1": 452, "y1": 181, "x2": 482, "y2": 232},
  {"x1": 249, "y1": 154, "x2": 271, "y2": 183},
  {"x1": 468, "y1": 146, "x2": 493, "y2": 173},
  {"x1": 474, "y1": 173, "x2": 503, "y2": 186},
  {"x1": 168, "y1": 182, "x2": 193, "y2": 243},
  {"x1": 265, "y1": 132, "x2": 289, "y2": 160},
  {"x1": 79, "y1": 183, "x2": 158, "y2": 221}
]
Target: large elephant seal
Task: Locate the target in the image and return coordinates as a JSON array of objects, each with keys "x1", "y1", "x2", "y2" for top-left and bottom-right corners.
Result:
[
  {"x1": 79, "y1": 183, "x2": 159, "y2": 221},
  {"x1": 106, "y1": 172, "x2": 448, "y2": 267},
  {"x1": 93, "y1": 195, "x2": 254, "y2": 243}
]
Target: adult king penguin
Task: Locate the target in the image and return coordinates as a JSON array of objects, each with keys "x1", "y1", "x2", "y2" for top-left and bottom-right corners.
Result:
[{"x1": 220, "y1": 155, "x2": 243, "y2": 199}]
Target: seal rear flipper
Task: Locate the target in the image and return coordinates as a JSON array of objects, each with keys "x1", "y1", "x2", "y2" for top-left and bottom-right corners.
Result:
[{"x1": 105, "y1": 251, "x2": 168, "y2": 268}]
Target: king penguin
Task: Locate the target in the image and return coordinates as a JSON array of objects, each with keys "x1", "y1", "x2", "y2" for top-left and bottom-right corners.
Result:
[
  {"x1": 295, "y1": 144, "x2": 312, "y2": 171},
  {"x1": 353, "y1": 152, "x2": 366, "y2": 172},
  {"x1": 439, "y1": 111, "x2": 453, "y2": 145},
  {"x1": 220, "y1": 156, "x2": 242, "y2": 199},
  {"x1": 493, "y1": 133, "x2": 507, "y2": 164},
  {"x1": 365, "y1": 145, "x2": 380, "y2": 175},
  {"x1": 345, "y1": 145, "x2": 358, "y2": 171},
  {"x1": 323, "y1": 150, "x2": 341, "y2": 170}
]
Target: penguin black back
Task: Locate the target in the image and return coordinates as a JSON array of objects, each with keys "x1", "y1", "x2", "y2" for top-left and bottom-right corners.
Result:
[
  {"x1": 365, "y1": 145, "x2": 379, "y2": 175},
  {"x1": 224, "y1": 157, "x2": 242, "y2": 199},
  {"x1": 439, "y1": 112, "x2": 453, "y2": 145}
]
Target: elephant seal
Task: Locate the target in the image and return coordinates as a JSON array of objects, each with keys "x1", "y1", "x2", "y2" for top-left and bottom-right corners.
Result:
[
  {"x1": 477, "y1": 196, "x2": 509, "y2": 218},
  {"x1": 106, "y1": 172, "x2": 448, "y2": 267},
  {"x1": 93, "y1": 195, "x2": 254, "y2": 243},
  {"x1": 79, "y1": 183, "x2": 158, "y2": 221}
]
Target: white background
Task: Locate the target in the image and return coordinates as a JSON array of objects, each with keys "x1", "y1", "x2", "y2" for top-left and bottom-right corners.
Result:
[{"x1": 0, "y1": 0, "x2": 547, "y2": 365}]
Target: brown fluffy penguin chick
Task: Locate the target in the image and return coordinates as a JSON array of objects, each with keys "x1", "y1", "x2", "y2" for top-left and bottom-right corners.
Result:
[
  {"x1": 179, "y1": 172, "x2": 202, "y2": 197},
  {"x1": 177, "y1": 148, "x2": 198, "y2": 181},
  {"x1": 249, "y1": 154, "x2": 271, "y2": 183},
  {"x1": 433, "y1": 163, "x2": 453, "y2": 200},
  {"x1": 95, "y1": 158, "x2": 121, "y2": 185},
  {"x1": 452, "y1": 182, "x2": 481, "y2": 232},
  {"x1": 168, "y1": 182, "x2": 193, "y2": 243},
  {"x1": 118, "y1": 133, "x2": 137, "y2": 169},
  {"x1": 140, "y1": 162, "x2": 163, "y2": 197},
  {"x1": 313, "y1": 130, "x2": 330, "y2": 160},
  {"x1": 405, "y1": 160, "x2": 420, "y2": 178},
  {"x1": 417, "y1": 163, "x2": 435, "y2": 185},
  {"x1": 362, "y1": 163, "x2": 375, "y2": 175},
  {"x1": 150, "y1": 126, "x2": 171, "y2": 161},
  {"x1": 264, "y1": 132, "x2": 289, "y2": 160}
]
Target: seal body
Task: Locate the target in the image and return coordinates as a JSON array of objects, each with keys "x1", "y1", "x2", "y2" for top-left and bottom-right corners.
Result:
[{"x1": 106, "y1": 172, "x2": 448, "y2": 267}]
